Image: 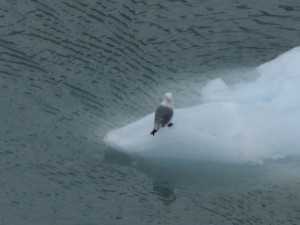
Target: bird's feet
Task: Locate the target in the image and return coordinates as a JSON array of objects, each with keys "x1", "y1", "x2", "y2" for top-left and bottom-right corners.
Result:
[
  {"x1": 167, "y1": 123, "x2": 174, "y2": 127},
  {"x1": 150, "y1": 129, "x2": 157, "y2": 136}
]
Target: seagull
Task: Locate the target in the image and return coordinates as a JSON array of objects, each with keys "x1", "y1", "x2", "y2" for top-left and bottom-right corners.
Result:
[{"x1": 150, "y1": 92, "x2": 174, "y2": 136}]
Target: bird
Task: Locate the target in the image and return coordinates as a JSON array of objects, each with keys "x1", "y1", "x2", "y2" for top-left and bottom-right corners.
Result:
[{"x1": 150, "y1": 92, "x2": 174, "y2": 136}]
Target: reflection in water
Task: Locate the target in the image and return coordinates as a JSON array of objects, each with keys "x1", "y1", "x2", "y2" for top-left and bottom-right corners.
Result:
[
  {"x1": 105, "y1": 150, "x2": 177, "y2": 205},
  {"x1": 153, "y1": 180, "x2": 176, "y2": 206}
]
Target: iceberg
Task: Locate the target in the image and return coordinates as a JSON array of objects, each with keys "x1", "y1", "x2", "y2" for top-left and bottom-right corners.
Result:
[{"x1": 104, "y1": 47, "x2": 300, "y2": 164}]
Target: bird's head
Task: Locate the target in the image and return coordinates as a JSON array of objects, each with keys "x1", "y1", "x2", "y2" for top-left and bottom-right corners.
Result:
[{"x1": 163, "y1": 92, "x2": 173, "y2": 107}]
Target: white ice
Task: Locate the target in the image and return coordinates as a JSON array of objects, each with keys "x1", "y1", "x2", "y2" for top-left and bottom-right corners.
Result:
[{"x1": 104, "y1": 47, "x2": 300, "y2": 164}]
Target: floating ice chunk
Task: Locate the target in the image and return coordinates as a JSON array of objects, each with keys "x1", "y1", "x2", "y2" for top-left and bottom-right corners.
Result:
[{"x1": 104, "y1": 47, "x2": 300, "y2": 164}]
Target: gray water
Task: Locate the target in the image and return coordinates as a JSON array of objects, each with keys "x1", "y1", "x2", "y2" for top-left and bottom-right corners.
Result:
[{"x1": 1, "y1": 0, "x2": 300, "y2": 224}]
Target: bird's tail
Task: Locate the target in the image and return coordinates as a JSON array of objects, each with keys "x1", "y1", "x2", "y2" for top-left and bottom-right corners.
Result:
[{"x1": 150, "y1": 129, "x2": 157, "y2": 136}]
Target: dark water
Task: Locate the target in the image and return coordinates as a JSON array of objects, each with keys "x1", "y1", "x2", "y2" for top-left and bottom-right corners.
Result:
[{"x1": 1, "y1": 0, "x2": 300, "y2": 224}]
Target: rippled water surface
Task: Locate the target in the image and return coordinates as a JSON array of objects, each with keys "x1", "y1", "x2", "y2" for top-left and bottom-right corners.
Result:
[{"x1": 1, "y1": 0, "x2": 300, "y2": 224}]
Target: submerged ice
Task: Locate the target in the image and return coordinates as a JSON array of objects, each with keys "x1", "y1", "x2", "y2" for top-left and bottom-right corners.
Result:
[{"x1": 104, "y1": 47, "x2": 300, "y2": 164}]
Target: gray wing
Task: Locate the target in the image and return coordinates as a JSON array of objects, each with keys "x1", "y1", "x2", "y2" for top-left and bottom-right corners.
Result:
[{"x1": 154, "y1": 105, "x2": 173, "y2": 130}]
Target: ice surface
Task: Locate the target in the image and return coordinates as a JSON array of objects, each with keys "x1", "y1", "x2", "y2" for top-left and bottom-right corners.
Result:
[{"x1": 104, "y1": 47, "x2": 300, "y2": 164}]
